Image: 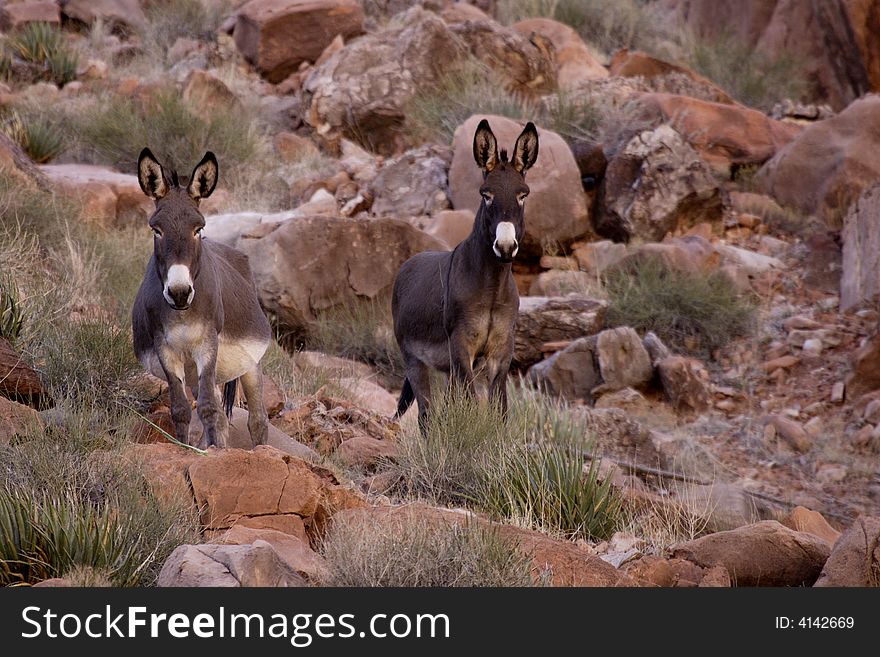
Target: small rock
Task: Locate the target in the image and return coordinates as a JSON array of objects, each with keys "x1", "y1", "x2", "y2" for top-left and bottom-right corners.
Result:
[
  {"x1": 815, "y1": 463, "x2": 847, "y2": 484},
  {"x1": 760, "y1": 355, "x2": 799, "y2": 373},
  {"x1": 763, "y1": 415, "x2": 811, "y2": 452}
]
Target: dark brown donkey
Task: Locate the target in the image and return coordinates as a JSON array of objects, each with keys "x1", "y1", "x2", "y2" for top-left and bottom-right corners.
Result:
[
  {"x1": 132, "y1": 148, "x2": 272, "y2": 449},
  {"x1": 392, "y1": 119, "x2": 538, "y2": 428}
]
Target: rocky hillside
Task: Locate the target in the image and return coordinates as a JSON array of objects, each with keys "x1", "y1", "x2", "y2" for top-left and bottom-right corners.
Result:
[{"x1": 0, "y1": 0, "x2": 879, "y2": 588}]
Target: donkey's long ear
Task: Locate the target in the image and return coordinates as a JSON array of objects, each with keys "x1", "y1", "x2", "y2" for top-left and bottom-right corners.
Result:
[
  {"x1": 473, "y1": 119, "x2": 499, "y2": 173},
  {"x1": 138, "y1": 148, "x2": 169, "y2": 200},
  {"x1": 513, "y1": 122, "x2": 539, "y2": 174},
  {"x1": 187, "y1": 152, "x2": 219, "y2": 201}
]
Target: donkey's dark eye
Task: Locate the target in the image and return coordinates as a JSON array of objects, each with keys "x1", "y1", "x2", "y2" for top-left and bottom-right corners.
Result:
[
  {"x1": 195, "y1": 227, "x2": 204, "y2": 238},
  {"x1": 151, "y1": 227, "x2": 162, "y2": 238},
  {"x1": 481, "y1": 191, "x2": 494, "y2": 205}
]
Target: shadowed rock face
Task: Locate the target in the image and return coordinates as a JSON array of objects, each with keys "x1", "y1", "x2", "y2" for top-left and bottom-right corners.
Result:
[
  {"x1": 756, "y1": 95, "x2": 880, "y2": 230},
  {"x1": 595, "y1": 125, "x2": 725, "y2": 243},
  {"x1": 814, "y1": 515, "x2": 880, "y2": 587},
  {"x1": 672, "y1": 0, "x2": 880, "y2": 110}
]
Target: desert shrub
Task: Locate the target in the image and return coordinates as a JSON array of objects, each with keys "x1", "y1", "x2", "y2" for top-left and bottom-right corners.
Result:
[
  {"x1": 1, "y1": 22, "x2": 78, "y2": 86},
  {"x1": 480, "y1": 442, "x2": 623, "y2": 540},
  {"x1": 0, "y1": 274, "x2": 24, "y2": 343},
  {"x1": 39, "y1": 317, "x2": 140, "y2": 402},
  {"x1": 604, "y1": 258, "x2": 756, "y2": 357},
  {"x1": 623, "y1": 483, "x2": 715, "y2": 553},
  {"x1": 141, "y1": 0, "x2": 229, "y2": 56},
  {"x1": 72, "y1": 89, "x2": 264, "y2": 176},
  {"x1": 308, "y1": 298, "x2": 404, "y2": 385},
  {"x1": 497, "y1": 0, "x2": 674, "y2": 56},
  {"x1": 395, "y1": 386, "x2": 625, "y2": 540},
  {"x1": 395, "y1": 389, "x2": 507, "y2": 505},
  {"x1": 0, "y1": 109, "x2": 65, "y2": 163},
  {"x1": 405, "y1": 58, "x2": 534, "y2": 144},
  {"x1": 0, "y1": 435, "x2": 198, "y2": 586},
  {"x1": 320, "y1": 513, "x2": 536, "y2": 587},
  {"x1": 0, "y1": 414, "x2": 199, "y2": 587},
  {"x1": 685, "y1": 33, "x2": 807, "y2": 111}
]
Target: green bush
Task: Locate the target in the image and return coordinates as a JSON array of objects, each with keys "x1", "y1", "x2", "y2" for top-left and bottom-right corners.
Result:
[
  {"x1": 480, "y1": 442, "x2": 623, "y2": 541},
  {"x1": 320, "y1": 513, "x2": 536, "y2": 587},
  {"x1": 405, "y1": 58, "x2": 535, "y2": 144},
  {"x1": 308, "y1": 298, "x2": 404, "y2": 385},
  {"x1": 0, "y1": 430, "x2": 198, "y2": 586},
  {"x1": 1, "y1": 23, "x2": 78, "y2": 86},
  {"x1": 604, "y1": 258, "x2": 756, "y2": 357},
  {"x1": 0, "y1": 109, "x2": 65, "y2": 163},
  {"x1": 73, "y1": 89, "x2": 264, "y2": 176},
  {"x1": 498, "y1": 0, "x2": 673, "y2": 56},
  {"x1": 685, "y1": 33, "x2": 807, "y2": 111},
  {"x1": 0, "y1": 275, "x2": 24, "y2": 343}
]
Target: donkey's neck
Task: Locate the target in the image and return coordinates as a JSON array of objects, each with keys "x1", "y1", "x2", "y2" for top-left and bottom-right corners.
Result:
[{"x1": 457, "y1": 205, "x2": 512, "y2": 285}]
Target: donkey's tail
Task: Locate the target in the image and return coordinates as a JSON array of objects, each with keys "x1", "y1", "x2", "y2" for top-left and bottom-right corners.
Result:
[
  {"x1": 222, "y1": 379, "x2": 237, "y2": 420},
  {"x1": 394, "y1": 377, "x2": 415, "y2": 420}
]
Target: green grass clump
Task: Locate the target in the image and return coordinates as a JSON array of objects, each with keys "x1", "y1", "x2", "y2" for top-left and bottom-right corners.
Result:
[
  {"x1": 320, "y1": 513, "x2": 536, "y2": 587},
  {"x1": 0, "y1": 437, "x2": 198, "y2": 586},
  {"x1": 0, "y1": 109, "x2": 65, "y2": 163},
  {"x1": 395, "y1": 387, "x2": 625, "y2": 541},
  {"x1": 480, "y1": 442, "x2": 623, "y2": 541},
  {"x1": 0, "y1": 274, "x2": 24, "y2": 344},
  {"x1": 1, "y1": 23, "x2": 78, "y2": 87},
  {"x1": 497, "y1": 0, "x2": 673, "y2": 56},
  {"x1": 74, "y1": 89, "x2": 264, "y2": 176},
  {"x1": 395, "y1": 390, "x2": 508, "y2": 506},
  {"x1": 685, "y1": 33, "x2": 807, "y2": 111},
  {"x1": 308, "y1": 298, "x2": 404, "y2": 385},
  {"x1": 604, "y1": 258, "x2": 756, "y2": 357},
  {"x1": 405, "y1": 58, "x2": 535, "y2": 144}
]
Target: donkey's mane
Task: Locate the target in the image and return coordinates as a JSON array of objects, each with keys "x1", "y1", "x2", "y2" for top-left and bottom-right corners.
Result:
[
  {"x1": 499, "y1": 149, "x2": 509, "y2": 163},
  {"x1": 168, "y1": 169, "x2": 180, "y2": 187}
]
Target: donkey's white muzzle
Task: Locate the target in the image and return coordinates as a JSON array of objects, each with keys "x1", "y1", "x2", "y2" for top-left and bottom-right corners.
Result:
[
  {"x1": 493, "y1": 221, "x2": 519, "y2": 261},
  {"x1": 163, "y1": 264, "x2": 195, "y2": 310}
]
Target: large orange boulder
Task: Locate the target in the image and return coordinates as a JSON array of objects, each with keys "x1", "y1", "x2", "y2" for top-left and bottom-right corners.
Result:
[
  {"x1": 672, "y1": 520, "x2": 831, "y2": 586},
  {"x1": 755, "y1": 94, "x2": 880, "y2": 229},
  {"x1": 234, "y1": 0, "x2": 365, "y2": 83},
  {"x1": 635, "y1": 92, "x2": 802, "y2": 171}
]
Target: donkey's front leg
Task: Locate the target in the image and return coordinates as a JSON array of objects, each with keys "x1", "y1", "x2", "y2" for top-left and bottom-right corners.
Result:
[
  {"x1": 448, "y1": 331, "x2": 477, "y2": 396},
  {"x1": 488, "y1": 361, "x2": 511, "y2": 417},
  {"x1": 196, "y1": 340, "x2": 228, "y2": 449},
  {"x1": 239, "y1": 366, "x2": 268, "y2": 447},
  {"x1": 160, "y1": 353, "x2": 191, "y2": 444}
]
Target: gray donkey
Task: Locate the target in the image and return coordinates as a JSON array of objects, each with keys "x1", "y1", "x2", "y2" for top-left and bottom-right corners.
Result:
[
  {"x1": 392, "y1": 119, "x2": 539, "y2": 429},
  {"x1": 132, "y1": 148, "x2": 272, "y2": 449}
]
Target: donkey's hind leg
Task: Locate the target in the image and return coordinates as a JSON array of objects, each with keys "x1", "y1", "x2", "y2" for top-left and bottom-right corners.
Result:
[
  {"x1": 239, "y1": 366, "x2": 269, "y2": 447},
  {"x1": 404, "y1": 358, "x2": 433, "y2": 435}
]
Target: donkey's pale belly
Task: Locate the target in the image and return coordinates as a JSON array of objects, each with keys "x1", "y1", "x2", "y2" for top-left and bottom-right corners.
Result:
[
  {"x1": 138, "y1": 330, "x2": 269, "y2": 385},
  {"x1": 214, "y1": 335, "x2": 270, "y2": 382}
]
